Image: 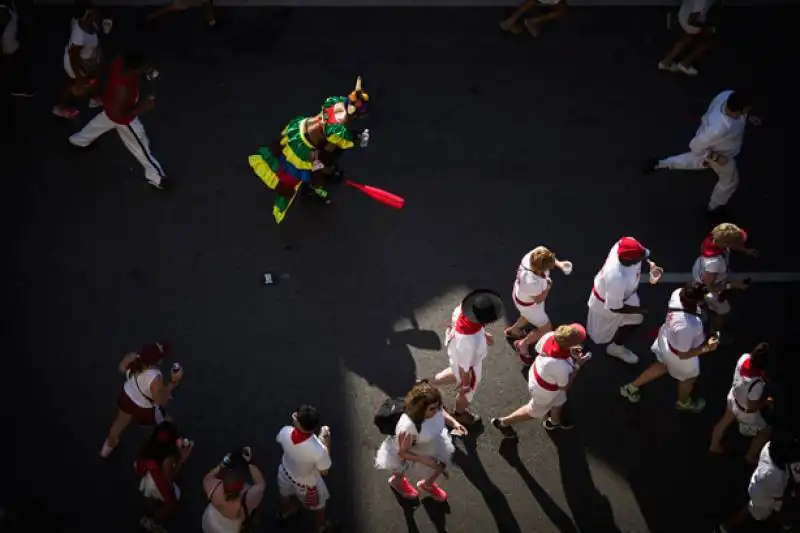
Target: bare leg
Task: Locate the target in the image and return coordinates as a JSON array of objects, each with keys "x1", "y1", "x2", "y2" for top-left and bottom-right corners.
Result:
[
  {"x1": 523, "y1": 2, "x2": 567, "y2": 36},
  {"x1": 745, "y1": 427, "x2": 771, "y2": 465},
  {"x1": 429, "y1": 367, "x2": 456, "y2": 387},
  {"x1": 504, "y1": 316, "x2": 529, "y2": 338},
  {"x1": 313, "y1": 506, "x2": 327, "y2": 532},
  {"x1": 631, "y1": 362, "x2": 667, "y2": 389},
  {"x1": 709, "y1": 407, "x2": 736, "y2": 453},
  {"x1": 518, "y1": 322, "x2": 552, "y2": 352},
  {"x1": 660, "y1": 34, "x2": 694, "y2": 65},
  {"x1": 678, "y1": 32, "x2": 711, "y2": 68},
  {"x1": 148, "y1": 1, "x2": 181, "y2": 20},
  {"x1": 499, "y1": 404, "x2": 533, "y2": 427},
  {"x1": 500, "y1": 0, "x2": 541, "y2": 30},
  {"x1": 676, "y1": 377, "x2": 697, "y2": 404},
  {"x1": 455, "y1": 390, "x2": 470, "y2": 415},
  {"x1": 106, "y1": 410, "x2": 133, "y2": 448}
]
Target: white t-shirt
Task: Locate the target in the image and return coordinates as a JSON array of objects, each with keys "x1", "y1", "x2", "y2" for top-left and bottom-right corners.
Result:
[
  {"x1": 749, "y1": 442, "x2": 790, "y2": 509},
  {"x1": 657, "y1": 289, "x2": 705, "y2": 355},
  {"x1": 591, "y1": 242, "x2": 641, "y2": 311},
  {"x1": 678, "y1": 0, "x2": 712, "y2": 31},
  {"x1": 529, "y1": 332, "x2": 574, "y2": 392},
  {"x1": 446, "y1": 305, "x2": 488, "y2": 372},
  {"x1": 395, "y1": 410, "x2": 445, "y2": 446},
  {"x1": 730, "y1": 353, "x2": 765, "y2": 410},
  {"x1": 692, "y1": 251, "x2": 729, "y2": 285},
  {"x1": 276, "y1": 426, "x2": 331, "y2": 487},
  {"x1": 63, "y1": 18, "x2": 99, "y2": 74},
  {"x1": 689, "y1": 90, "x2": 747, "y2": 159},
  {"x1": 1, "y1": 4, "x2": 19, "y2": 56},
  {"x1": 514, "y1": 251, "x2": 550, "y2": 304},
  {"x1": 123, "y1": 368, "x2": 161, "y2": 408}
]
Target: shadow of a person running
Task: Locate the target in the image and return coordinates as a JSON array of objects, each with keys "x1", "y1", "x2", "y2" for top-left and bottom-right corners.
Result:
[
  {"x1": 453, "y1": 427, "x2": 522, "y2": 533},
  {"x1": 497, "y1": 438, "x2": 579, "y2": 533}
]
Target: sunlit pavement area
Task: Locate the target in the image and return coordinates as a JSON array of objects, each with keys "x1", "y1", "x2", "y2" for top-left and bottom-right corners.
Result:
[{"x1": 3, "y1": 5, "x2": 799, "y2": 533}]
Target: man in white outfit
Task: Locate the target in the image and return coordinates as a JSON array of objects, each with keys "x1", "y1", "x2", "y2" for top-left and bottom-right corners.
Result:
[
  {"x1": 644, "y1": 89, "x2": 760, "y2": 215},
  {"x1": 587, "y1": 237, "x2": 664, "y2": 364}
]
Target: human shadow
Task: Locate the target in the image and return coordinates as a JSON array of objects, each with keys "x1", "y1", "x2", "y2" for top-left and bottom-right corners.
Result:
[
  {"x1": 452, "y1": 428, "x2": 522, "y2": 533},
  {"x1": 547, "y1": 429, "x2": 623, "y2": 533},
  {"x1": 389, "y1": 490, "x2": 422, "y2": 533},
  {"x1": 497, "y1": 438, "x2": 579, "y2": 533},
  {"x1": 421, "y1": 498, "x2": 450, "y2": 533}
]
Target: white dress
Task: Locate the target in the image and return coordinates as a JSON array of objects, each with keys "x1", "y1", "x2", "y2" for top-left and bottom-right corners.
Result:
[{"x1": 375, "y1": 410, "x2": 455, "y2": 480}]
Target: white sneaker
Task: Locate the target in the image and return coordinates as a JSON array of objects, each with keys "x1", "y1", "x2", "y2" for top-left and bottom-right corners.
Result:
[
  {"x1": 88, "y1": 97, "x2": 103, "y2": 108},
  {"x1": 658, "y1": 61, "x2": 677, "y2": 72},
  {"x1": 606, "y1": 343, "x2": 639, "y2": 364},
  {"x1": 677, "y1": 63, "x2": 698, "y2": 76},
  {"x1": 100, "y1": 439, "x2": 116, "y2": 458}
]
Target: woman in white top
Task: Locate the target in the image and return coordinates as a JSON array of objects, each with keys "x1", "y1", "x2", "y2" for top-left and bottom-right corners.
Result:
[
  {"x1": 710, "y1": 343, "x2": 773, "y2": 464},
  {"x1": 505, "y1": 246, "x2": 572, "y2": 363},
  {"x1": 375, "y1": 381, "x2": 467, "y2": 503},
  {"x1": 694, "y1": 223, "x2": 758, "y2": 326},
  {"x1": 100, "y1": 342, "x2": 183, "y2": 458},
  {"x1": 202, "y1": 448, "x2": 266, "y2": 533},
  {"x1": 53, "y1": 1, "x2": 104, "y2": 119},
  {"x1": 658, "y1": 0, "x2": 715, "y2": 76}
]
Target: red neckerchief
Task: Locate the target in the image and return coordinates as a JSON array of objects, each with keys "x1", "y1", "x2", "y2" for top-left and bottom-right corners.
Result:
[
  {"x1": 454, "y1": 312, "x2": 483, "y2": 335},
  {"x1": 541, "y1": 336, "x2": 571, "y2": 360},
  {"x1": 701, "y1": 234, "x2": 726, "y2": 258},
  {"x1": 739, "y1": 354, "x2": 765, "y2": 379},
  {"x1": 291, "y1": 428, "x2": 313, "y2": 445}
]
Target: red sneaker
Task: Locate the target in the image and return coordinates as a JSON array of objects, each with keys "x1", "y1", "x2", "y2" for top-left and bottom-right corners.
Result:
[
  {"x1": 388, "y1": 475, "x2": 418, "y2": 499},
  {"x1": 416, "y1": 480, "x2": 448, "y2": 502}
]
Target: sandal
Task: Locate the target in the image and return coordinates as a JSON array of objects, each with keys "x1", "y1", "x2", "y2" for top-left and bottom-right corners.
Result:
[{"x1": 504, "y1": 326, "x2": 525, "y2": 340}]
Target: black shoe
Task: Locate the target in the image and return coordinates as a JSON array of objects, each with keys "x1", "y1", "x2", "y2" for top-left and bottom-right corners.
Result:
[
  {"x1": 148, "y1": 178, "x2": 170, "y2": 191},
  {"x1": 491, "y1": 417, "x2": 518, "y2": 439},
  {"x1": 641, "y1": 157, "x2": 659, "y2": 175},
  {"x1": 543, "y1": 417, "x2": 574, "y2": 431}
]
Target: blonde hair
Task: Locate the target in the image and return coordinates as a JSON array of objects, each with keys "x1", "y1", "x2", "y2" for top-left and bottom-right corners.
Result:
[
  {"x1": 711, "y1": 223, "x2": 745, "y2": 247},
  {"x1": 529, "y1": 246, "x2": 556, "y2": 272},
  {"x1": 553, "y1": 325, "x2": 581, "y2": 347}
]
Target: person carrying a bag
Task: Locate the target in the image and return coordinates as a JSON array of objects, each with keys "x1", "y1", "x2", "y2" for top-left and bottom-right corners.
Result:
[{"x1": 202, "y1": 447, "x2": 266, "y2": 533}]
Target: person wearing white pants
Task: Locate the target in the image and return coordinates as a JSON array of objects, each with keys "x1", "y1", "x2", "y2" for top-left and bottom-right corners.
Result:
[
  {"x1": 69, "y1": 53, "x2": 168, "y2": 190},
  {"x1": 644, "y1": 89, "x2": 760, "y2": 215}
]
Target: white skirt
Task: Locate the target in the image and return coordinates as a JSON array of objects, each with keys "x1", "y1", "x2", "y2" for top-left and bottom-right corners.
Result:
[{"x1": 374, "y1": 429, "x2": 455, "y2": 480}]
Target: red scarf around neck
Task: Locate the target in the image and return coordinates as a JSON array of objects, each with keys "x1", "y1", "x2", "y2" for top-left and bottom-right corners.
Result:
[
  {"x1": 541, "y1": 335, "x2": 571, "y2": 360},
  {"x1": 739, "y1": 354, "x2": 765, "y2": 378},
  {"x1": 701, "y1": 234, "x2": 726, "y2": 258},
  {"x1": 455, "y1": 312, "x2": 483, "y2": 335},
  {"x1": 291, "y1": 428, "x2": 313, "y2": 445}
]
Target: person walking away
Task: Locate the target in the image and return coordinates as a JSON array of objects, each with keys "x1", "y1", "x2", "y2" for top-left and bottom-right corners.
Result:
[
  {"x1": 620, "y1": 281, "x2": 719, "y2": 413},
  {"x1": 53, "y1": 1, "x2": 104, "y2": 119},
  {"x1": 709, "y1": 343, "x2": 773, "y2": 464},
  {"x1": 375, "y1": 380, "x2": 467, "y2": 502},
  {"x1": 134, "y1": 421, "x2": 194, "y2": 533},
  {"x1": 202, "y1": 447, "x2": 266, "y2": 533},
  {"x1": 659, "y1": 0, "x2": 714, "y2": 76},
  {"x1": 430, "y1": 289, "x2": 505, "y2": 425},
  {"x1": 643, "y1": 90, "x2": 761, "y2": 216},
  {"x1": 492, "y1": 323, "x2": 592, "y2": 437},
  {"x1": 499, "y1": 0, "x2": 567, "y2": 38},
  {"x1": 100, "y1": 342, "x2": 181, "y2": 457},
  {"x1": 69, "y1": 53, "x2": 169, "y2": 190},
  {"x1": 505, "y1": 246, "x2": 573, "y2": 364},
  {"x1": 1, "y1": 0, "x2": 33, "y2": 97},
  {"x1": 713, "y1": 436, "x2": 797, "y2": 532},
  {"x1": 587, "y1": 237, "x2": 664, "y2": 364},
  {"x1": 275, "y1": 405, "x2": 336, "y2": 533},
  {"x1": 694, "y1": 223, "x2": 757, "y2": 333}
]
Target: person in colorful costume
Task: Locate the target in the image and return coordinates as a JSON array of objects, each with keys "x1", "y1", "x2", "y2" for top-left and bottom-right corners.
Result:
[{"x1": 248, "y1": 76, "x2": 370, "y2": 224}]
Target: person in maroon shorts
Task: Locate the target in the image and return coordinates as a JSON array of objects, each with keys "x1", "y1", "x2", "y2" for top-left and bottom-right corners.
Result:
[{"x1": 100, "y1": 342, "x2": 183, "y2": 458}]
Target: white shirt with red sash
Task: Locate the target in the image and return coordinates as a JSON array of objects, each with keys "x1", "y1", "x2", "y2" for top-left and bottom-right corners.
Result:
[
  {"x1": 727, "y1": 353, "x2": 768, "y2": 433},
  {"x1": 445, "y1": 305, "x2": 488, "y2": 401},
  {"x1": 276, "y1": 426, "x2": 331, "y2": 509},
  {"x1": 526, "y1": 332, "x2": 574, "y2": 417}
]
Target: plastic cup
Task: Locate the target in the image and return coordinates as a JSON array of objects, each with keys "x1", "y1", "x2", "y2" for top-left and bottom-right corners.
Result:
[
  {"x1": 102, "y1": 19, "x2": 113, "y2": 34},
  {"x1": 559, "y1": 261, "x2": 573, "y2": 276}
]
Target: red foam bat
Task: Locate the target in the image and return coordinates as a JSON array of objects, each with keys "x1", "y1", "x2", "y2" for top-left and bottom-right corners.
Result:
[{"x1": 344, "y1": 180, "x2": 405, "y2": 209}]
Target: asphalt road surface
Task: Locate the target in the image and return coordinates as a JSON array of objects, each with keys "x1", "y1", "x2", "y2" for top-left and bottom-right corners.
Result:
[{"x1": 2, "y1": 5, "x2": 798, "y2": 533}]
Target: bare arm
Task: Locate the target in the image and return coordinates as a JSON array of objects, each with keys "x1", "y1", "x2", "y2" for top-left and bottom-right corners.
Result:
[
  {"x1": 396, "y1": 432, "x2": 437, "y2": 468},
  {"x1": 149, "y1": 374, "x2": 178, "y2": 406},
  {"x1": 203, "y1": 465, "x2": 223, "y2": 499},
  {"x1": 675, "y1": 338, "x2": 719, "y2": 360},
  {"x1": 118, "y1": 352, "x2": 139, "y2": 373}
]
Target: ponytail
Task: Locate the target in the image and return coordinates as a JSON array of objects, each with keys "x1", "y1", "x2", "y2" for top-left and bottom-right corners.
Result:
[{"x1": 126, "y1": 355, "x2": 147, "y2": 376}]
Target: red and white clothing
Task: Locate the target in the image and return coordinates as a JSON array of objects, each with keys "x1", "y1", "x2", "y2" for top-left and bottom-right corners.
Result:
[
  {"x1": 586, "y1": 242, "x2": 644, "y2": 344},
  {"x1": 63, "y1": 18, "x2": 99, "y2": 79},
  {"x1": 118, "y1": 368, "x2": 165, "y2": 425},
  {"x1": 748, "y1": 442, "x2": 790, "y2": 521},
  {"x1": 276, "y1": 426, "x2": 331, "y2": 510},
  {"x1": 652, "y1": 289, "x2": 706, "y2": 381},
  {"x1": 693, "y1": 234, "x2": 732, "y2": 314},
  {"x1": 526, "y1": 332, "x2": 575, "y2": 418},
  {"x1": 727, "y1": 353, "x2": 768, "y2": 436},
  {"x1": 68, "y1": 57, "x2": 166, "y2": 186},
  {"x1": 658, "y1": 90, "x2": 746, "y2": 209},
  {"x1": 374, "y1": 410, "x2": 455, "y2": 480},
  {"x1": 513, "y1": 251, "x2": 550, "y2": 327},
  {"x1": 444, "y1": 305, "x2": 488, "y2": 402},
  {"x1": 135, "y1": 457, "x2": 180, "y2": 502}
]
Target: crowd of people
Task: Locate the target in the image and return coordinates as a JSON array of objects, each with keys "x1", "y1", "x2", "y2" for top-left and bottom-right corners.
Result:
[{"x1": 2, "y1": 0, "x2": 798, "y2": 532}]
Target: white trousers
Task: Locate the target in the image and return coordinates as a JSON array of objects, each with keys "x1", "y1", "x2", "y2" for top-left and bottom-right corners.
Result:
[
  {"x1": 658, "y1": 152, "x2": 739, "y2": 210},
  {"x1": 69, "y1": 112, "x2": 166, "y2": 185}
]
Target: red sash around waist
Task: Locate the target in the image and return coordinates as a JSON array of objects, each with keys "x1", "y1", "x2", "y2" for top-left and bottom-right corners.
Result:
[
  {"x1": 592, "y1": 287, "x2": 605, "y2": 303},
  {"x1": 532, "y1": 365, "x2": 559, "y2": 392}
]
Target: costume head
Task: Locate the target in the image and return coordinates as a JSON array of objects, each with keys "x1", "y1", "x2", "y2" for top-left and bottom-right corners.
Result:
[
  {"x1": 461, "y1": 289, "x2": 505, "y2": 325},
  {"x1": 347, "y1": 76, "x2": 369, "y2": 118}
]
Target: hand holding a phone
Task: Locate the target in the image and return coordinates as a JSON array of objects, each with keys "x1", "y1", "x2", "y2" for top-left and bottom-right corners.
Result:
[{"x1": 704, "y1": 336, "x2": 721, "y2": 353}]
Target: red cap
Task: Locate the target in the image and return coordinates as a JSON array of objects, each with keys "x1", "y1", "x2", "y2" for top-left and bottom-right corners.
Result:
[
  {"x1": 138, "y1": 341, "x2": 172, "y2": 365},
  {"x1": 617, "y1": 237, "x2": 648, "y2": 261},
  {"x1": 740, "y1": 229, "x2": 748, "y2": 242},
  {"x1": 569, "y1": 323, "x2": 587, "y2": 342}
]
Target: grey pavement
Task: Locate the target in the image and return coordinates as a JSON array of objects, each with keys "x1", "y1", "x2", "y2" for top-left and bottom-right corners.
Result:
[{"x1": 2, "y1": 5, "x2": 798, "y2": 533}]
